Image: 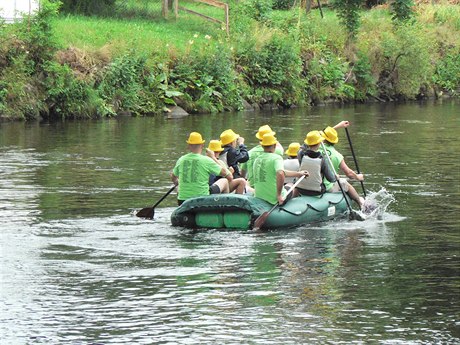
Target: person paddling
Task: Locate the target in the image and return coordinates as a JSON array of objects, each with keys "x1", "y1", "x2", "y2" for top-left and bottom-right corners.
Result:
[
  {"x1": 171, "y1": 132, "x2": 232, "y2": 205},
  {"x1": 320, "y1": 125, "x2": 365, "y2": 209}
]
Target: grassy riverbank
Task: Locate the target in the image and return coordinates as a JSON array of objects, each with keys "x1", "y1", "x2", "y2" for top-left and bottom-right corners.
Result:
[{"x1": 1, "y1": 0, "x2": 459, "y2": 120}]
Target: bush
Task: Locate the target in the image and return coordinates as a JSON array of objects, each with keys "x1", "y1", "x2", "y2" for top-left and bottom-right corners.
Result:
[
  {"x1": 272, "y1": 0, "x2": 295, "y2": 10},
  {"x1": 376, "y1": 24, "x2": 434, "y2": 99},
  {"x1": 300, "y1": 38, "x2": 354, "y2": 102},
  {"x1": 97, "y1": 54, "x2": 147, "y2": 114},
  {"x1": 0, "y1": 55, "x2": 43, "y2": 120},
  {"x1": 433, "y1": 50, "x2": 460, "y2": 94},
  {"x1": 168, "y1": 42, "x2": 242, "y2": 113},
  {"x1": 332, "y1": 0, "x2": 363, "y2": 40},
  {"x1": 235, "y1": 33, "x2": 304, "y2": 106},
  {"x1": 41, "y1": 61, "x2": 108, "y2": 119}
]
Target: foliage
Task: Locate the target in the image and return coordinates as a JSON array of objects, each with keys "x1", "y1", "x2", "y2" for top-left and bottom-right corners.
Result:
[
  {"x1": 168, "y1": 42, "x2": 242, "y2": 113},
  {"x1": 17, "y1": 0, "x2": 60, "y2": 68},
  {"x1": 301, "y1": 39, "x2": 355, "y2": 102},
  {"x1": 376, "y1": 23, "x2": 434, "y2": 99},
  {"x1": 391, "y1": 0, "x2": 414, "y2": 23},
  {"x1": 97, "y1": 54, "x2": 147, "y2": 115},
  {"x1": 0, "y1": 55, "x2": 42, "y2": 120},
  {"x1": 1, "y1": 1, "x2": 460, "y2": 120},
  {"x1": 353, "y1": 52, "x2": 376, "y2": 100},
  {"x1": 433, "y1": 50, "x2": 460, "y2": 94},
  {"x1": 235, "y1": 34, "x2": 304, "y2": 106},
  {"x1": 272, "y1": 0, "x2": 296, "y2": 10},
  {"x1": 58, "y1": 0, "x2": 117, "y2": 16},
  {"x1": 236, "y1": 0, "x2": 273, "y2": 22},
  {"x1": 332, "y1": 0, "x2": 364, "y2": 40},
  {"x1": 41, "y1": 61, "x2": 108, "y2": 119}
]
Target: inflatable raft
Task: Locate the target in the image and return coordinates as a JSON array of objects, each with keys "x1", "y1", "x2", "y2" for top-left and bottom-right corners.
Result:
[{"x1": 171, "y1": 192, "x2": 351, "y2": 230}]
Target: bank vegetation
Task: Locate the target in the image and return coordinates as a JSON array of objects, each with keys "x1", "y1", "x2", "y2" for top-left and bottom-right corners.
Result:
[{"x1": 0, "y1": 0, "x2": 459, "y2": 120}]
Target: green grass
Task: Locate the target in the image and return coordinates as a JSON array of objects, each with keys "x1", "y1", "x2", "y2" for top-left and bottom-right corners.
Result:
[{"x1": 53, "y1": 2, "x2": 229, "y2": 59}]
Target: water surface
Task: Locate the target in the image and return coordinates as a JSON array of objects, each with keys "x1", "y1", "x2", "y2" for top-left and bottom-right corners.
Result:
[{"x1": 1, "y1": 100, "x2": 459, "y2": 344}]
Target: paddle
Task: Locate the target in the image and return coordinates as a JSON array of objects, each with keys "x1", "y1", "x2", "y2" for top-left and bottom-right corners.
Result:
[
  {"x1": 136, "y1": 185, "x2": 176, "y2": 219},
  {"x1": 253, "y1": 175, "x2": 306, "y2": 231},
  {"x1": 320, "y1": 142, "x2": 364, "y2": 221},
  {"x1": 344, "y1": 127, "x2": 367, "y2": 198}
]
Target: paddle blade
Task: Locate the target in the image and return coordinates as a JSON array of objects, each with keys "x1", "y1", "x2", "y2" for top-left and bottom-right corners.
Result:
[
  {"x1": 136, "y1": 207, "x2": 154, "y2": 219},
  {"x1": 349, "y1": 210, "x2": 366, "y2": 221},
  {"x1": 253, "y1": 211, "x2": 269, "y2": 231}
]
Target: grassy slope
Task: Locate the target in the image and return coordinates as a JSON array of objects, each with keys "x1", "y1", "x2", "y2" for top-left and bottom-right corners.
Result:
[{"x1": 52, "y1": 3, "x2": 229, "y2": 59}]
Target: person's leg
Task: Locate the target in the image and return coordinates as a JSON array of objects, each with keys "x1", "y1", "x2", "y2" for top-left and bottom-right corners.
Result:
[
  {"x1": 230, "y1": 178, "x2": 245, "y2": 194},
  {"x1": 345, "y1": 183, "x2": 363, "y2": 209},
  {"x1": 215, "y1": 178, "x2": 229, "y2": 194}
]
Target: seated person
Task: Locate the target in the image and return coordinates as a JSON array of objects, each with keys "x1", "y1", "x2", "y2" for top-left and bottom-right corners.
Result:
[
  {"x1": 171, "y1": 132, "x2": 232, "y2": 205},
  {"x1": 206, "y1": 140, "x2": 246, "y2": 194}
]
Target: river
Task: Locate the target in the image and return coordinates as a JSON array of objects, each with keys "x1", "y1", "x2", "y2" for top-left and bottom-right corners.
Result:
[{"x1": 1, "y1": 100, "x2": 459, "y2": 344}]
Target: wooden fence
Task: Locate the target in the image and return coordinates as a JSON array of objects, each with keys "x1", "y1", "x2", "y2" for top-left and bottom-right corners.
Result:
[{"x1": 163, "y1": 0, "x2": 229, "y2": 35}]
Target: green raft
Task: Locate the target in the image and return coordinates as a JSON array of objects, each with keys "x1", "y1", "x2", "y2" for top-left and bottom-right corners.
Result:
[{"x1": 170, "y1": 192, "x2": 351, "y2": 230}]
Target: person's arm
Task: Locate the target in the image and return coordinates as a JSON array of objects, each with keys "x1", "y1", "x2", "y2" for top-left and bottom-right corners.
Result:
[
  {"x1": 333, "y1": 121, "x2": 350, "y2": 129},
  {"x1": 339, "y1": 160, "x2": 364, "y2": 181},
  {"x1": 171, "y1": 172, "x2": 179, "y2": 186},
  {"x1": 229, "y1": 143, "x2": 249, "y2": 164},
  {"x1": 219, "y1": 167, "x2": 233, "y2": 182},
  {"x1": 276, "y1": 170, "x2": 285, "y2": 204},
  {"x1": 285, "y1": 170, "x2": 309, "y2": 178}
]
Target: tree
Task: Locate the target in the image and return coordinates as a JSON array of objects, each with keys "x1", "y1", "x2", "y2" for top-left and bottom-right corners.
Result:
[
  {"x1": 332, "y1": 0, "x2": 364, "y2": 41},
  {"x1": 391, "y1": 0, "x2": 414, "y2": 22}
]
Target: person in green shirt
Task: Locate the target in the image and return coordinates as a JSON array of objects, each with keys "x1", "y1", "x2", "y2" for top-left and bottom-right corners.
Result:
[
  {"x1": 241, "y1": 125, "x2": 284, "y2": 188},
  {"x1": 320, "y1": 125, "x2": 365, "y2": 209},
  {"x1": 253, "y1": 133, "x2": 308, "y2": 205},
  {"x1": 171, "y1": 132, "x2": 232, "y2": 205}
]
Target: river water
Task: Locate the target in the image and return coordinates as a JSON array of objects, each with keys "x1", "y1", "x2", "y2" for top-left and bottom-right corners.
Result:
[{"x1": 1, "y1": 100, "x2": 459, "y2": 344}]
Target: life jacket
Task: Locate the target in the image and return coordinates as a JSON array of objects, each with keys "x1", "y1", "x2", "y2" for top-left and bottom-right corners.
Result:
[
  {"x1": 283, "y1": 159, "x2": 300, "y2": 184},
  {"x1": 297, "y1": 155, "x2": 322, "y2": 192}
]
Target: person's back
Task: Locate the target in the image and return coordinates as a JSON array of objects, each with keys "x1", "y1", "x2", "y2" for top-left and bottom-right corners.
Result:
[
  {"x1": 253, "y1": 140, "x2": 287, "y2": 205},
  {"x1": 241, "y1": 125, "x2": 283, "y2": 187},
  {"x1": 171, "y1": 132, "x2": 231, "y2": 205},
  {"x1": 296, "y1": 131, "x2": 336, "y2": 196}
]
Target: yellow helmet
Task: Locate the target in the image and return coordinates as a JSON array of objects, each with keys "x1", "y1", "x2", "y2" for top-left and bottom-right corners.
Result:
[
  {"x1": 305, "y1": 130, "x2": 324, "y2": 146},
  {"x1": 208, "y1": 140, "x2": 224, "y2": 152},
  {"x1": 256, "y1": 125, "x2": 276, "y2": 140},
  {"x1": 321, "y1": 126, "x2": 338, "y2": 144},
  {"x1": 260, "y1": 133, "x2": 278, "y2": 146},
  {"x1": 186, "y1": 132, "x2": 205, "y2": 145},
  {"x1": 220, "y1": 129, "x2": 239, "y2": 146},
  {"x1": 285, "y1": 142, "x2": 300, "y2": 157}
]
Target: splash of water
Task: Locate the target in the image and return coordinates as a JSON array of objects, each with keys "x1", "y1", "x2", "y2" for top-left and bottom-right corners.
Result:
[{"x1": 362, "y1": 188, "x2": 396, "y2": 220}]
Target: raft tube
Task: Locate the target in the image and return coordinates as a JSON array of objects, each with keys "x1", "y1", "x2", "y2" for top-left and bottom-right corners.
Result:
[{"x1": 171, "y1": 193, "x2": 350, "y2": 230}]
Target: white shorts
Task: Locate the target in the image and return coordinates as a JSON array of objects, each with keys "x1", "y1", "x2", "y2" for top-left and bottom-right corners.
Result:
[{"x1": 329, "y1": 178, "x2": 349, "y2": 192}]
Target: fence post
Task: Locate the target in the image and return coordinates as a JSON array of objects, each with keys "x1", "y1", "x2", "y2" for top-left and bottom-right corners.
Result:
[{"x1": 162, "y1": 0, "x2": 169, "y2": 18}]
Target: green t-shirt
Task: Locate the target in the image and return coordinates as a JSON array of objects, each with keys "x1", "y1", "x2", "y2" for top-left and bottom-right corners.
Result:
[
  {"x1": 253, "y1": 152, "x2": 286, "y2": 205},
  {"x1": 242, "y1": 145, "x2": 284, "y2": 187},
  {"x1": 173, "y1": 152, "x2": 223, "y2": 200},
  {"x1": 320, "y1": 143, "x2": 343, "y2": 191}
]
